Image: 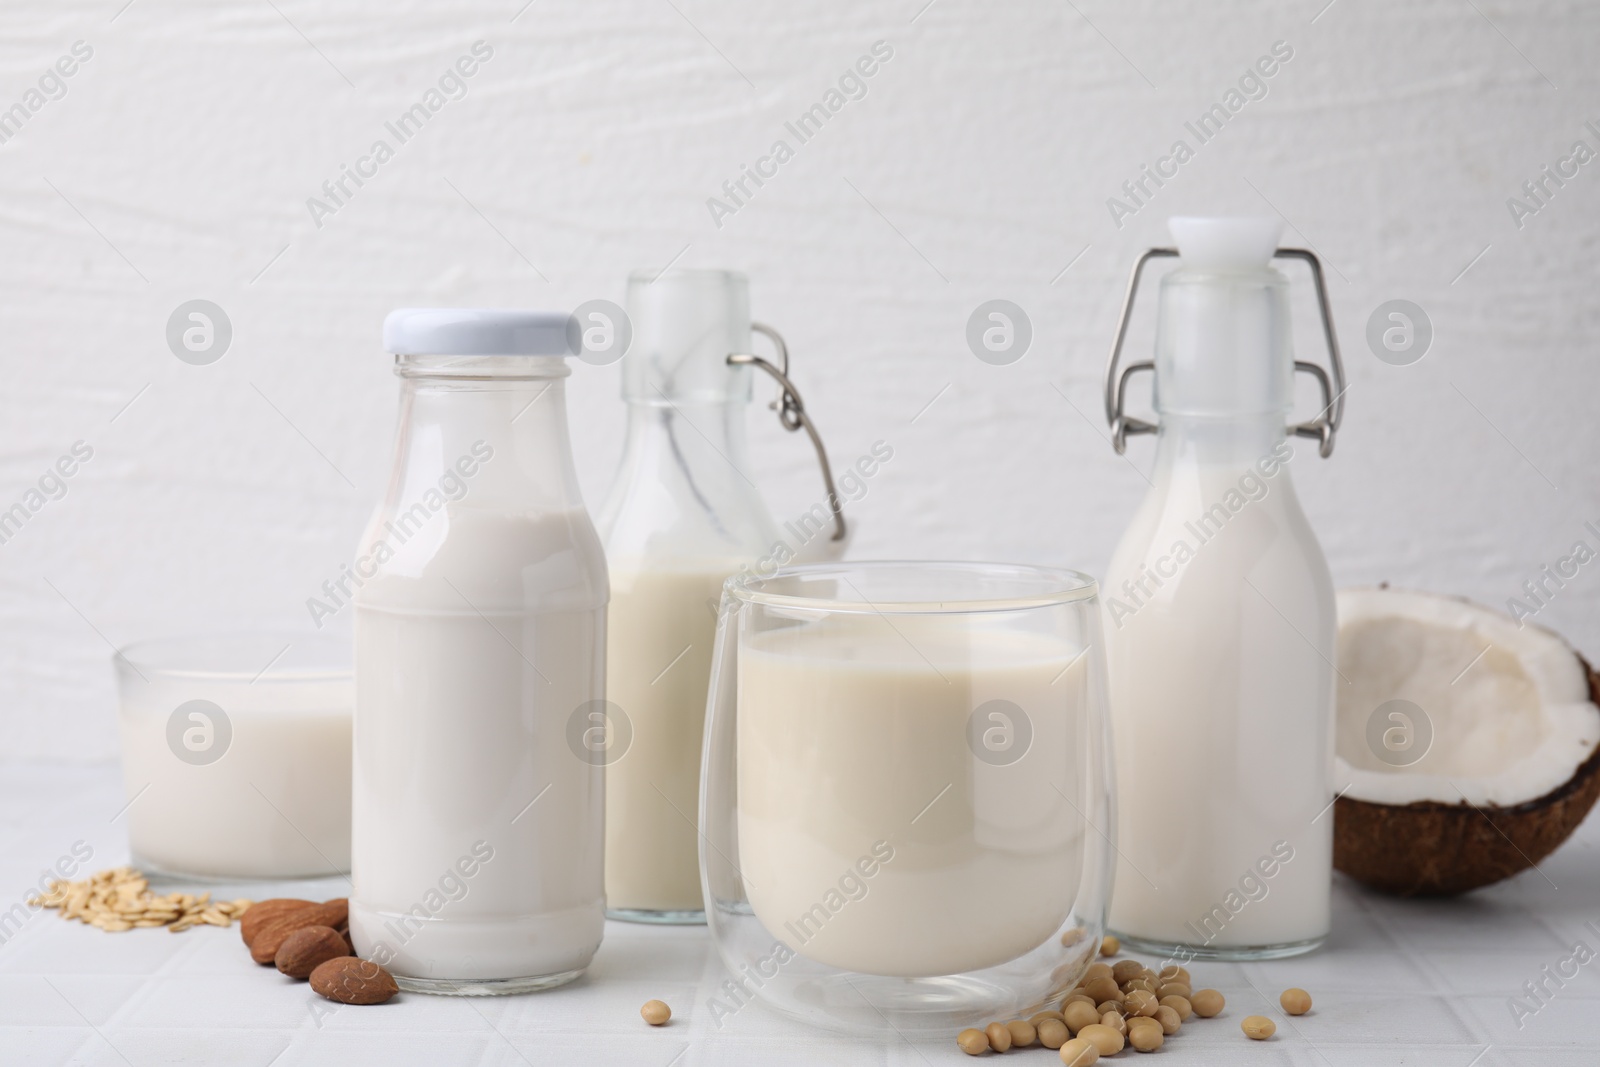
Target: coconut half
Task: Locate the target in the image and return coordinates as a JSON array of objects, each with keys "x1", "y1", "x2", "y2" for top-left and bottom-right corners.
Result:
[{"x1": 1333, "y1": 586, "x2": 1600, "y2": 895}]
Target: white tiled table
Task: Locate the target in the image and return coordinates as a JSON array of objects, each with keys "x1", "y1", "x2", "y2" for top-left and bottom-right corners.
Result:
[{"x1": 4, "y1": 763, "x2": 1598, "y2": 1066}]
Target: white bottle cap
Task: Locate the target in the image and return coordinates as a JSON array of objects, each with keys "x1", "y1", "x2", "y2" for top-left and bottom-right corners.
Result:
[
  {"x1": 383, "y1": 308, "x2": 572, "y2": 356},
  {"x1": 1168, "y1": 216, "x2": 1281, "y2": 273},
  {"x1": 1154, "y1": 216, "x2": 1293, "y2": 417}
]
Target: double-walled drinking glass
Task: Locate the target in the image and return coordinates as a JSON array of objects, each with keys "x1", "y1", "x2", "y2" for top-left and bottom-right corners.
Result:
[{"x1": 701, "y1": 562, "x2": 1115, "y2": 1033}]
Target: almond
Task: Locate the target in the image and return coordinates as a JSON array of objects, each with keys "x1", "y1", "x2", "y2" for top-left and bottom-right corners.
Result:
[
  {"x1": 275, "y1": 925, "x2": 352, "y2": 979},
  {"x1": 310, "y1": 957, "x2": 399, "y2": 1005},
  {"x1": 240, "y1": 898, "x2": 315, "y2": 948},
  {"x1": 249, "y1": 899, "x2": 348, "y2": 965}
]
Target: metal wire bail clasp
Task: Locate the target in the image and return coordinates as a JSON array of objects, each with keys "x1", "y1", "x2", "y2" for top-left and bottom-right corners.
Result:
[
  {"x1": 1102, "y1": 247, "x2": 1347, "y2": 458},
  {"x1": 727, "y1": 323, "x2": 847, "y2": 543}
]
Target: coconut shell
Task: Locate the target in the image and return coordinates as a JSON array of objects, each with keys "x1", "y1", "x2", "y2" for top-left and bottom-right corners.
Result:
[{"x1": 1333, "y1": 657, "x2": 1600, "y2": 896}]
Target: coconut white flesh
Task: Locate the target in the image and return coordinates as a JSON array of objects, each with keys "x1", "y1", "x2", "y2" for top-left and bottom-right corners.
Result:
[{"x1": 1335, "y1": 588, "x2": 1600, "y2": 808}]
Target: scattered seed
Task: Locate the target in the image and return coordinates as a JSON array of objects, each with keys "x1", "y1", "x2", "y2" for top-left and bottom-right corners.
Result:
[
  {"x1": 1111, "y1": 960, "x2": 1144, "y2": 984},
  {"x1": 641, "y1": 1000, "x2": 671, "y2": 1026},
  {"x1": 1280, "y1": 987, "x2": 1312, "y2": 1015},
  {"x1": 1058, "y1": 1036, "x2": 1100, "y2": 1066},
  {"x1": 29, "y1": 868, "x2": 250, "y2": 935},
  {"x1": 1061, "y1": 926, "x2": 1087, "y2": 947},
  {"x1": 1075, "y1": 1022, "x2": 1124, "y2": 1056},
  {"x1": 1190, "y1": 988, "x2": 1225, "y2": 1017},
  {"x1": 1083, "y1": 975, "x2": 1120, "y2": 1003},
  {"x1": 1099, "y1": 935, "x2": 1119, "y2": 957},
  {"x1": 1159, "y1": 994, "x2": 1192, "y2": 1020},
  {"x1": 960, "y1": 956, "x2": 1226, "y2": 1059},
  {"x1": 1242, "y1": 1015, "x2": 1276, "y2": 1040},
  {"x1": 956, "y1": 1028, "x2": 989, "y2": 1055},
  {"x1": 1037, "y1": 1018, "x2": 1069, "y2": 1049},
  {"x1": 1063, "y1": 999, "x2": 1101, "y2": 1033},
  {"x1": 1123, "y1": 989, "x2": 1159, "y2": 1017},
  {"x1": 1127, "y1": 1021, "x2": 1164, "y2": 1052}
]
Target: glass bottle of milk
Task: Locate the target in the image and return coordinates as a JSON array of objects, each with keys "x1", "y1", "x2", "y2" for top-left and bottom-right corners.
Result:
[
  {"x1": 1101, "y1": 217, "x2": 1345, "y2": 961},
  {"x1": 350, "y1": 309, "x2": 608, "y2": 994},
  {"x1": 597, "y1": 269, "x2": 792, "y2": 924}
]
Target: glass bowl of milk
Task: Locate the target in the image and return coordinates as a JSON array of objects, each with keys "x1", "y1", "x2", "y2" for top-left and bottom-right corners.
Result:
[
  {"x1": 700, "y1": 562, "x2": 1115, "y2": 1033},
  {"x1": 114, "y1": 632, "x2": 352, "y2": 880}
]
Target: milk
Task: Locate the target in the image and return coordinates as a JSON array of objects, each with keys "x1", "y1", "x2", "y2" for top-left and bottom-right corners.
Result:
[
  {"x1": 1099, "y1": 217, "x2": 1337, "y2": 957},
  {"x1": 604, "y1": 561, "x2": 737, "y2": 914},
  {"x1": 117, "y1": 670, "x2": 352, "y2": 880},
  {"x1": 1103, "y1": 439, "x2": 1333, "y2": 953},
  {"x1": 736, "y1": 615, "x2": 1089, "y2": 978},
  {"x1": 350, "y1": 508, "x2": 607, "y2": 983}
]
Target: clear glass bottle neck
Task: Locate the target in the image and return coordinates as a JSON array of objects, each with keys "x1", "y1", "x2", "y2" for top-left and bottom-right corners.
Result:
[
  {"x1": 387, "y1": 356, "x2": 583, "y2": 513},
  {"x1": 600, "y1": 396, "x2": 777, "y2": 561},
  {"x1": 1153, "y1": 265, "x2": 1294, "y2": 419},
  {"x1": 1151, "y1": 411, "x2": 1292, "y2": 472},
  {"x1": 620, "y1": 394, "x2": 752, "y2": 464}
]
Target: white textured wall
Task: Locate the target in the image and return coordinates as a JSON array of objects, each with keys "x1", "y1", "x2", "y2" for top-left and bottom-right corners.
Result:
[{"x1": 1, "y1": 0, "x2": 1596, "y2": 761}]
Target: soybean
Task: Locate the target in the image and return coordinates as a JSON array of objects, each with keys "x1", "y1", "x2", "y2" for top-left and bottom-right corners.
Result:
[
  {"x1": 1007, "y1": 1019, "x2": 1037, "y2": 1047},
  {"x1": 1058, "y1": 1037, "x2": 1100, "y2": 1066},
  {"x1": 1111, "y1": 960, "x2": 1145, "y2": 984},
  {"x1": 1099, "y1": 935, "x2": 1120, "y2": 957},
  {"x1": 1127, "y1": 1021, "x2": 1164, "y2": 1052},
  {"x1": 1063, "y1": 999, "x2": 1101, "y2": 1033},
  {"x1": 1242, "y1": 1015, "x2": 1276, "y2": 1040},
  {"x1": 1076, "y1": 1022, "x2": 1124, "y2": 1056},
  {"x1": 1190, "y1": 988, "x2": 1225, "y2": 1017},
  {"x1": 640, "y1": 1000, "x2": 671, "y2": 1026},
  {"x1": 1083, "y1": 976, "x2": 1121, "y2": 1003},
  {"x1": 1159, "y1": 994, "x2": 1192, "y2": 1021},
  {"x1": 1280, "y1": 987, "x2": 1312, "y2": 1015},
  {"x1": 1037, "y1": 1017, "x2": 1069, "y2": 1049},
  {"x1": 1123, "y1": 989, "x2": 1159, "y2": 1017},
  {"x1": 1154, "y1": 1005, "x2": 1181, "y2": 1035},
  {"x1": 956, "y1": 1028, "x2": 989, "y2": 1055},
  {"x1": 986, "y1": 1021, "x2": 1013, "y2": 1052}
]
